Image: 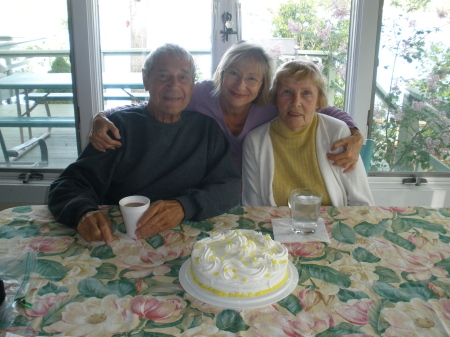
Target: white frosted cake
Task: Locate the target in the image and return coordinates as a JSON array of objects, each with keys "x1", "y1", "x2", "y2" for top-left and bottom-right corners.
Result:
[{"x1": 190, "y1": 229, "x2": 289, "y2": 298}]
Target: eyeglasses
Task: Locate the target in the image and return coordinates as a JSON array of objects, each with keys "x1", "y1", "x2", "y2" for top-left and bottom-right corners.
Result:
[{"x1": 224, "y1": 70, "x2": 263, "y2": 87}]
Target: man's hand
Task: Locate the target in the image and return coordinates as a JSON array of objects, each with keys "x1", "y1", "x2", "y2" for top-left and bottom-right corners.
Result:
[
  {"x1": 136, "y1": 200, "x2": 185, "y2": 239},
  {"x1": 89, "y1": 113, "x2": 122, "y2": 152},
  {"x1": 327, "y1": 128, "x2": 364, "y2": 173},
  {"x1": 77, "y1": 210, "x2": 114, "y2": 245}
]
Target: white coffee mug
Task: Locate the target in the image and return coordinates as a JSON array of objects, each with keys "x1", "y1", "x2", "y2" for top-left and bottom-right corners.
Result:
[{"x1": 119, "y1": 196, "x2": 150, "y2": 239}]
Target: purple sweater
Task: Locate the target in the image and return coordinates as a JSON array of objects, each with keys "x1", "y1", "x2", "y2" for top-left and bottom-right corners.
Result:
[{"x1": 102, "y1": 80, "x2": 357, "y2": 171}]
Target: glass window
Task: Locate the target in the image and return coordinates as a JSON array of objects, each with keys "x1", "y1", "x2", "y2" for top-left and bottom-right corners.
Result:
[
  {"x1": 370, "y1": 1, "x2": 450, "y2": 173},
  {"x1": 0, "y1": 0, "x2": 77, "y2": 169},
  {"x1": 240, "y1": 0, "x2": 352, "y2": 110},
  {"x1": 98, "y1": 0, "x2": 211, "y2": 109}
]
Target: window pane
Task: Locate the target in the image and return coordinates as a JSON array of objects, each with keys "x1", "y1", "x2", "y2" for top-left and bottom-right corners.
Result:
[
  {"x1": 0, "y1": 1, "x2": 77, "y2": 169},
  {"x1": 371, "y1": 2, "x2": 450, "y2": 173},
  {"x1": 240, "y1": 0, "x2": 352, "y2": 110},
  {"x1": 98, "y1": 0, "x2": 211, "y2": 110}
]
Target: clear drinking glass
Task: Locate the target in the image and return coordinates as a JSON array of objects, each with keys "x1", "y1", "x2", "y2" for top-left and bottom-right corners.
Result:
[{"x1": 289, "y1": 188, "x2": 322, "y2": 234}]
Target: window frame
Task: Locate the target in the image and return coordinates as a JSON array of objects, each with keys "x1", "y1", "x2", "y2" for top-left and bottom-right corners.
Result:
[{"x1": 1, "y1": 0, "x2": 449, "y2": 208}]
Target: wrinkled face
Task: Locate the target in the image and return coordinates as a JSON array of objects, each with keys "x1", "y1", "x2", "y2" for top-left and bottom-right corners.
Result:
[
  {"x1": 276, "y1": 77, "x2": 320, "y2": 132},
  {"x1": 144, "y1": 54, "x2": 194, "y2": 122},
  {"x1": 220, "y1": 61, "x2": 263, "y2": 109}
]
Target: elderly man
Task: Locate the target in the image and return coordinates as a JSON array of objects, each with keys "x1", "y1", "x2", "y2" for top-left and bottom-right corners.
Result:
[{"x1": 48, "y1": 44, "x2": 241, "y2": 245}]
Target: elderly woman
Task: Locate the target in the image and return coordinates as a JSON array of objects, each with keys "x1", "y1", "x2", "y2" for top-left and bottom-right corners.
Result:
[
  {"x1": 89, "y1": 41, "x2": 363, "y2": 172},
  {"x1": 242, "y1": 60, "x2": 374, "y2": 207}
]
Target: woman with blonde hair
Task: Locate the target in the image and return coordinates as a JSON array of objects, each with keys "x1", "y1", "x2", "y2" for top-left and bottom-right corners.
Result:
[{"x1": 242, "y1": 60, "x2": 374, "y2": 206}]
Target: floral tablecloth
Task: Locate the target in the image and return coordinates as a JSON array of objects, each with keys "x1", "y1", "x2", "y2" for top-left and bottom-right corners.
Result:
[{"x1": 1, "y1": 205, "x2": 450, "y2": 336}]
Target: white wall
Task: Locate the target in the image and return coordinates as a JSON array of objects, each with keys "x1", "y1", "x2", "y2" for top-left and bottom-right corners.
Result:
[{"x1": 369, "y1": 177, "x2": 450, "y2": 207}]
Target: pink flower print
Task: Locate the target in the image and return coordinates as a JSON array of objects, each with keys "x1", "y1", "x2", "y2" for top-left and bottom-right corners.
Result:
[
  {"x1": 285, "y1": 241, "x2": 325, "y2": 259},
  {"x1": 29, "y1": 237, "x2": 74, "y2": 254},
  {"x1": 130, "y1": 295, "x2": 186, "y2": 324},
  {"x1": 25, "y1": 293, "x2": 70, "y2": 318},
  {"x1": 334, "y1": 299, "x2": 374, "y2": 325}
]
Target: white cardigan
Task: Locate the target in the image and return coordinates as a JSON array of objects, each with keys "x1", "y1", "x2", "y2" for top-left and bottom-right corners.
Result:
[{"x1": 242, "y1": 114, "x2": 374, "y2": 207}]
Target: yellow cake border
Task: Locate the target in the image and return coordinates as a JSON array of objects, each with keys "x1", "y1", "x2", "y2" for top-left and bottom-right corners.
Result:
[{"x1": 190, "y1": 264, "x2": 290, "y2": 298}]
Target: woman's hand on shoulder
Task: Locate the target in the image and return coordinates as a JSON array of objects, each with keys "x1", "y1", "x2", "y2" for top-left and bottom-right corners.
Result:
[
  {"x1": 327, "y1": 128, "x2": 364, "y2": 173},
  {"x1": 89, "y1": 113, "x2": 122, "y2": 152}
]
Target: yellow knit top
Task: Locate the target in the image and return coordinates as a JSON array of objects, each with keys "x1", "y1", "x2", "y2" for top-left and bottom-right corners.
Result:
[{"x1": 269, "y1": 115, "x2": 331, "y2": 206}]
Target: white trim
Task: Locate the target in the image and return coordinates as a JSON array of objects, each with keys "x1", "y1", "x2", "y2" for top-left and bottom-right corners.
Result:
[
  {"x1": 345, "y1": 0, "x2": 383, "y2": 139},
  {"x1": 68, "y1": 0, "x2": 103, "y2": 149},
  {"x1": 368, "y1": 176, "x2": 450, "y2": 207}
]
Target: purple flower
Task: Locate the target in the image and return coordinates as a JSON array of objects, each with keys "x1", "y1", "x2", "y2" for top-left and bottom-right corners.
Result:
[
  {"x1": 331, "y1": 0, "x2": 350, "y2": 20},
  {"x1": 437, "y1": 8, "x2": 448, "y2": 19},
  {"x1": 425, "y1": 137, "x2": 441, "y2": 155},
  {"x1": 317, "y1": 24, "x2": 332, "y2": 41},
  {"x1": 427, "y1": 73, "x2": 440, "y2": 90},
  {"x1": 412, "y1": 101, "x2": 426, "y2": 111},
  {"x1": 393, "y1": 111, "x2": 404, "y2": 121},
  {"x1": 442, "y1": 133, "x2": 450, "y2": 145},
  {"x1": 269, "y1": 43, "x2": 283, "y2": 60},
  {"x1": 288, "y1": 19, "x2": 302, "y2": 34}
]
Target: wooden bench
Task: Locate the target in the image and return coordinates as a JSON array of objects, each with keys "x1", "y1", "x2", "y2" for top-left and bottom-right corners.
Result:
[{"x1": 0, "y1": 117, "x2": 75, "y2": 167}]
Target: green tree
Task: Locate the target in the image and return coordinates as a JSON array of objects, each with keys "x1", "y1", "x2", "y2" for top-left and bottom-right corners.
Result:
[
  {"x1": 270, "y1": 0, "x2": 351, "y2": 109},
  {"x1": 48, "y1": 57, "x2": 71, "y2": 73},
  {"x1": 370, "y1": 4, "x2": 450, "y2": 172}
]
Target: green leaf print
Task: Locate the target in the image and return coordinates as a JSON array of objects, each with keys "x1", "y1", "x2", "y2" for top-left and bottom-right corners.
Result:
[
  {"x1": 35, "y1": 259, "x2": 68, "y2": 282},
  {"x1": 435, "y1": 257, "x2": 450, "y2": 274},
  {"x1": 302, "y1": 264, "x2": 351, "y2": 288},
  {"x1": 439, "y1": 235, "x2": 450, "y2": 244},
  {"x1": 146, "y1": 234, "x2": 164, "y2": 249},
  {"x1": 368, "y1": 299, "x2": 393, "y2": 334},
  {"x1": 140, "y1": 332, "x2": 177, "y2": 337},
  {"x1": 91, "y1": 245, "x2": 116, "y2": 259},
  {"x1": 438, "y1": 209, "x2": 450, "y2": 217},
  {"x1": 229, "y1": 206, "x2": 246, "y2": 215},
  {"x1": 352, "y1": 247, "x2": 381, "y2": 263},
  {"x1": 383, "y1": 231, "x2": 416, "y2": 251},
  {"x1": 372, "y1": 281, "x2": 437, "y2": 302},
  {"x1": 216, "y1": 310, "x2": 250, "y2": 333},
  {"x1": 38, "y1": 282, "x2": 69, "y2": 295},
  {"x1": 297, "y1": 263, "x2": 311, "y2": 284},
  {"x1": 278, "y1": 294, "x2": 303, "y2": 315},
  {"x1": 12, "y1": 206, "x2": 33, "y2": 214},
  {"x1": 316, "y1": 322, "x2": 364, "y2": 337},
  {"x1": 42, "y1": 294, "x2": 84, "y2": 327},
  {"x1": 399, "y1": 217, "x2": 446, "y2": 234},
  {"x1": 184, "y1": 220, "x2": 214, "y2": 232},
  {"x1": 176, "y1": 308, "x2": 203, "y2": 332},
  {"x1": 399, "y1": 281, "x2": 439, "y2": 300},
  {"x1": 331, "y1": 222, "x2": 355, "y2": 244},
  {"x1": 374, "y1": 266, "x2": 400, "y2": 284},
  {"x1": 0, "y1": 225, "x2": 40, "y2": 239},
  {"x1": 141, "y1": 278, "x2": 185, "y2": 295},
  {"x1": 336, "y1": 288, "x2": 369, "y2": 302},
  {"x1": 391, "y1": 218, "x2": 412, "y2": 233},
  {"x1": 237, "y1": 217, "x2": 256, "y2": 229},
  {"x1": 94, "y1": 262, "x2": 117, "y2": 279},
  {"x1": 354, "y1": 219, "x2": 389, "y2": 237},
  {"x1": 78, "y1": 277, "x2": 136, "y2": 298},
  {"x1": 10, "y1": 315, "x2": 30, "y2": 328}
]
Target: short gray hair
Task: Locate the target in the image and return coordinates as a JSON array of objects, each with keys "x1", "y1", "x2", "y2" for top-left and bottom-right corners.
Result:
[
  {"x1": 212, "y1": 41, "x2": 275, "y2": 106},
  {"x1": 142, "y1": 43, "x2": 196, "y2": 81},
  {"x1": 270, "y1": 60, "x2": 328, "y2": 109}
]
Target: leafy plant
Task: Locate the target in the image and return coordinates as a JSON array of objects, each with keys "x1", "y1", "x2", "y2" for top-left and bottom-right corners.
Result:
[
  {"x1": 371, "y1": 5, "x2": 450, "y2": 172},
  {"x1": 270, "y1": 0, "x2": 450, "y2": 172},
  {"x1": 270, "y1": 0, "x2": 351, "y2": 110}
]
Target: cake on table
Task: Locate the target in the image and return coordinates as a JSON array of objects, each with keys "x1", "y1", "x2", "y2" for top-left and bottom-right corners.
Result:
[{"x1": 190, "y1": 229, "x2": 289, "y2": 298}]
